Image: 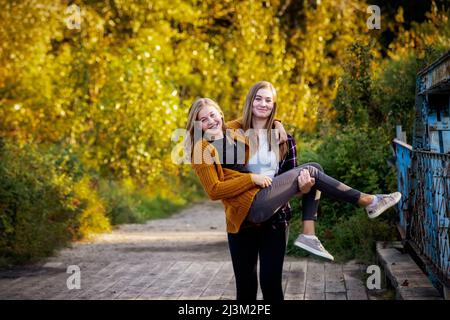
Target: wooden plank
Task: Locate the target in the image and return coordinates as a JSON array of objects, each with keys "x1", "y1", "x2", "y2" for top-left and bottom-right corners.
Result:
[
  {"x1": 342, "y1": 261, "x2": 368, "y2": 300},
  {"x1": 200, "y1": 261, "x2": 234, "y2": 299},
  {"x1": 342, "y1": 263, "x2": 367, "y2": 297},
  {"x1": 75, "y1": 262, "x2": 132, "y2": 299},
  {"x1": 220, "y1": 274, "x2": 236, "y2": 300},
  {"x1": 326, "y1": 292, "x2": 347, "y2": 300},
  {"x1": 282, "y1": 262, "x2": 291, "y2": 295},
  {"x1": 284, "y1": 261, "x2": 306, "y2": 298},
  {"x1": 138, "y1": 261, "x2": 197, "y2": 299},
  {"x1": 324, "y1": 263, "x2": 346, "y2": 293},
  {"x1": 284, "y1": 293, "x2": 305, "y2": 300},
  {"x1": 219, "y1": 262, "x2": 236, "y2": 300},
  {"x1": 398, "y1": 287, "x2": 443, "y2": 299},
  {"x1": 116, "y1": 262, "x2": 173, "y2": 300},
  {"x1": 161, "y1": 261, "x2": 200, "y2": 300},
  {"x1": 304, "y1": 292, "x2": 325, "y2": 300},
  {"x1": 305, "y1": 260, "x2": 325, "y2": 294},
  {"x1": 163, "y1": 261, "x2": 203, "y2": 299},
  {"x1": 346, "y1": 289, "x2": 368, "y2": 300},
  {"x1": 376, "y1": 241, "x2": 443, "y2": 300},
  {"x1": 176, "y1": 262, "x2": 222, "y2": 300},
  {"x1": 95, "y1": 263, "x2": 149, "y2": 300},
  {"x1": 65, "y1": 261, "x2": 131, "y2": 300}
]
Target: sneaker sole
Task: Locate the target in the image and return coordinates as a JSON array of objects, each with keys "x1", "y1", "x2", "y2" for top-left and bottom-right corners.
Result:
[
  {"x1": 367, "y1": 192, "x2": 402, "y2": 219},
  {"x1": 294, "y1": 241, "x2": 334, "y2": 261}
]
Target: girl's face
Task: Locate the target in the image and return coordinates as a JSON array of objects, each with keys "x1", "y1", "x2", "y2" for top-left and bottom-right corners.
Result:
[
  {"x1": 197, "y1": 105, "x2": 223, "y2": 139},
  {"x1": 252, "y1": 88, "x2": 274, "y2": 120}
]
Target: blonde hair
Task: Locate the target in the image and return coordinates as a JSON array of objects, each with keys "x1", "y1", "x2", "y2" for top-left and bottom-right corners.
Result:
[
  {"x1": 184, "y1": 98, "x2": 227, "y2": 161},
  {"x1": 241, "y1": 81, "x2": 287, "y2": 161}
]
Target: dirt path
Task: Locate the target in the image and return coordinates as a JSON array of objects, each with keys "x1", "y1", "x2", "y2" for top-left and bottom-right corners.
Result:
[{"x1": 0, "y1": 201, "x2": 373, "y2": 300}]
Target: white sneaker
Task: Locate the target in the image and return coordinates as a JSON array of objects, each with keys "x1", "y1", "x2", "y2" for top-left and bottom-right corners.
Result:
[
  {"x1": 365, "y1": 192, "x2": 402, "y2": 219},
  {"x1": 294, "y1": 234, "x2": 334, "y2": 261}
]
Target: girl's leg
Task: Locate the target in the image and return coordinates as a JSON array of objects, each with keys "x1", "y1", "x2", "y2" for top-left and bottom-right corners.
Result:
[
  {"x1": 227, "y1": 228, "x2": 259, "y2": 300},
  {"x1": 246, "y1": 163, "x2": 362, "y2": 224},
  {"x1": 295, "y1": 163, "x2": 335, "y2": 260},
  {"x1": 258, "y1": 223, "x2": 286, "y2": 301},
  {"x1": 300, "y1": 162, "x2": 323, "y2": 226},
  {"x1": 302, "y1": 221, "x2": 315, "y2": 235}
]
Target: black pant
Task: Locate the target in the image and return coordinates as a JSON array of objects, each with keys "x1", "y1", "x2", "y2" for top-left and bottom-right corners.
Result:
[
  {"x1": 227, "y1": 222, "x2": 287, "y2": 301},
  {"x1": 247, "y1": 162, "x2": 362, "y2": 223}
]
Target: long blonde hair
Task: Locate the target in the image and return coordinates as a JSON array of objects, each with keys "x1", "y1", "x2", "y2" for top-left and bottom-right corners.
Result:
[
  {"x1": 241, "y1": 81, "x2": 287, "y2": 161},
  {"x1": 184, "y1": 98, "x2": 227, "y2": 161}
]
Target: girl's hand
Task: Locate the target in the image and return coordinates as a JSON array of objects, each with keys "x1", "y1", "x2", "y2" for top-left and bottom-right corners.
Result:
[
  {"x1": 298, "y1": 169, "x2": 315, "y2": 194},
  {"x1": 274, "y1": 121, "x2": 288, "y2": 144},
  {"x1": 251, "y1": 174, "x2": 272, "y2": 188}
]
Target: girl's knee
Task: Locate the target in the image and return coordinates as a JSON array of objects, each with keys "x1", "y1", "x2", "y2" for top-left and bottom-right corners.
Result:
[
  {"x1": 301, "y1": 164, "x2": 319, "y2": 177},
  {"x1": 307, "y1": 162, "x2": 324, "y2": 172}
]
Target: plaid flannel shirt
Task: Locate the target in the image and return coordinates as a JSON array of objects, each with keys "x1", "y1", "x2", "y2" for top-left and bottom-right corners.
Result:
[{"x1": 269, "y1": 134, "x2": 298, "y2": 228}]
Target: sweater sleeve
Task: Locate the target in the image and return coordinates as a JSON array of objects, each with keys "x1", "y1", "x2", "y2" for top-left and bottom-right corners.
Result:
[{"x1": 193, "y1": 164, "x2": 256, "y2": 201}]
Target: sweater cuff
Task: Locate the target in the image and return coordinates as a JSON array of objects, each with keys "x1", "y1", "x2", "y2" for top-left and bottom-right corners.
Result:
[{"x1": 248, "y1": 173, "x2": 256, "y2": 187}]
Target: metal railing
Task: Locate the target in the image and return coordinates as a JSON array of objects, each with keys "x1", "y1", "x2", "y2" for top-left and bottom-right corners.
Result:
[{"x1": 393, "y1": 139, "x2": 450, "y2": 288}]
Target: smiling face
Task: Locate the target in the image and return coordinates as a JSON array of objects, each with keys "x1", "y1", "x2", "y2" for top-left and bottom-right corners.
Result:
[
  {"x1": 197, "y1": 104, "x2": 224, "y2": 140},
  {"x1": 252, "y1": 88, "x2": 274, "y2": 120}
]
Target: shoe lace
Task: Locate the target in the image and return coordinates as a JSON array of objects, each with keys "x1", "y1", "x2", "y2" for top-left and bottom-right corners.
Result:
[
  {"x1": 313, "y1": 238, "x2": 325, "y2": 250},
  {"x1": 379, "y1": 194, "x2": 394, "y2": 206}
]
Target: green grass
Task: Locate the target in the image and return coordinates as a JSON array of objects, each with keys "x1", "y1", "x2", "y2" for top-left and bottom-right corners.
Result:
[{"x1": 134, "y1": 194, "x2": 184, "y2": 220}]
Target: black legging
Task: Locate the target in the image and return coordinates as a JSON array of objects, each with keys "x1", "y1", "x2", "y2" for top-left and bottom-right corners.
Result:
[
  {"x1": 227, "y1": 221, "x2": 287, "y2": 301},
  {"x1": 246, "y1": 162, "x2": 362, "y2": 223}
]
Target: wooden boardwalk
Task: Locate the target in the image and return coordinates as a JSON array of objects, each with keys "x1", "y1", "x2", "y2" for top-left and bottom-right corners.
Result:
[
  {"x1": 0, "y1": 201, "x2": 370, "y2": 300},
  {"x1": 0, "y1": 260, "x2": 369, "y2": 300}
]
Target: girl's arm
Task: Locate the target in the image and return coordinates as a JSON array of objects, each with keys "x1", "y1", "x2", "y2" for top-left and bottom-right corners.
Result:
[
  {"x1": 274, "y1": 121, "x2": 288, "y2": 144},
  {"x1": 193, "y1": 164, "x2": 257, "y2": 201},
  {"x1": 225, "y1": 118, "x2": 243, "y2": 130},
  {"x1": 191, "y1": 141, "x2": 257, "y2": 200},
  {"x1": 278, "y1": 135, "x2": 298, "y2": 174}
]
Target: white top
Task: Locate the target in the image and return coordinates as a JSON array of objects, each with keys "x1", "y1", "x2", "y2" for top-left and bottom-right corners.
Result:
[{"x1": 247, "y1": 136, "x2": 279, "y2": 179}]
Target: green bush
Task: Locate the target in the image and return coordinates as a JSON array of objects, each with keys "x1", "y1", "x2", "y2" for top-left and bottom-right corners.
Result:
[
  {"x1": 303, "y1": 125, "x2": 397, "y2": 223},
  {"x1": 0, "y1": 139, "x2": 115, "y2": 268},
  {"x1": 0, "y1": 136, "x2": 205, "y2": 268},
  {"x1": 98, "y1": 178, "x2": 196, "y2": 225},
  {"x1": 323, "y1": 211, "x2": 397, "y2": 263},
  {"x1": 0, "y1": 139, "x2": 81, "y2": 268},
  {"x1": 71, "y1": 176, "x2": 111, "y2": 240},
  {"x1": 373, "y1": 47, "x2": 448, "y2": 141},
  {"x1": 287, "y1": 126, "x2": 399, "y2": 262},
  {"x1": 319, "y1": 125, "x2": 396, "y2": 191},
  {"x1": 97, "y1": 179, "x2": 141, "y2": 225}
]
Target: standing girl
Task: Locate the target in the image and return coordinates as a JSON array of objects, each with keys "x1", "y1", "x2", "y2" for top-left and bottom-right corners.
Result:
[{"x1": 226, "y1": 81, "x2": 334, "y2": 263}]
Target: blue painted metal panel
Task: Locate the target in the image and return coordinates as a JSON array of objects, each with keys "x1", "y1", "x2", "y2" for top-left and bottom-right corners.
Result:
[
  {"x1": 393, "y1": 49, "x2": 450, "y2": 293},
  {"x1": 393, "y1": 140, "x2": 412, "y2": 235},
  {"x1": 395, "y1": 142, "x2": 450, "y2": 288}
]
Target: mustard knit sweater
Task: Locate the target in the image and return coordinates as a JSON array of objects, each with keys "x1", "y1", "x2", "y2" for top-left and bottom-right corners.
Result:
[{"x1": 191, "y1": 130, "x2": 260, "y2": 233}]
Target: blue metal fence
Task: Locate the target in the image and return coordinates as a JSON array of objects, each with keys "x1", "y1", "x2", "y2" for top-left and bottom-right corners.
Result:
[{"x1": 393, "y1": 139, "x2": 450, "y2": 289}]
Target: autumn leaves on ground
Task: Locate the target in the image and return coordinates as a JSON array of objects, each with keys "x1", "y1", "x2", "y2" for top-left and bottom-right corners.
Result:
[{"x1": 0, "y1": 1, "x2": 449, "y2": 270}]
